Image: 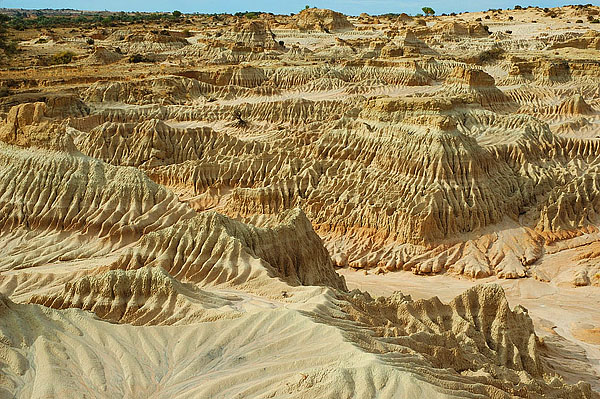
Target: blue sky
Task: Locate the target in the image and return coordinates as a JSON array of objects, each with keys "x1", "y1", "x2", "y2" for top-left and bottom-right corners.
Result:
[{"x1": 1, "y1": 0, "x2": 598, "y2": 16}]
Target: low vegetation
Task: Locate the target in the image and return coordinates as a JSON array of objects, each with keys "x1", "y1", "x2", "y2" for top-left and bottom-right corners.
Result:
[
  {"x1": 233, "y1": 11, "x2": 268, "y2": 19},
  {"x1": 0, "y1": 15, "x2": 18, "y2": 57},
  {"x1": 3, "y1": 11, "x2": 184, "y2": 30},
  {"x1": 421, "y1": 7, "x2": 435, "y2": 16},
  {"x1": 50, "y1": 51, "x2": 76, "y2": 65},
  {"x1": 128, "y1": 53, "x2": 153, "y2": 63}
]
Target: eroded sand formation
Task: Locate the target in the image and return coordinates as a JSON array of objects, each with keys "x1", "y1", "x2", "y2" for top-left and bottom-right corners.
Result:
[{"x1": 0, "y1": 5, "x2": 599, "y2": 398}]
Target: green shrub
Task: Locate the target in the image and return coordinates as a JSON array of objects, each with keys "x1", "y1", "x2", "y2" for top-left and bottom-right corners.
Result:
[
  {"x1": 50, "y1": 51, "x2": 75, "y2": 65},
  {"x1": 421, "y1": 7, "x2": 435, "y2": 16},
  {"x1": 128, "y1": 53, "x2": 153, "y2": 63},
  {"x1": 0, "y1": 39, "x2": 18, "y2": 55}
]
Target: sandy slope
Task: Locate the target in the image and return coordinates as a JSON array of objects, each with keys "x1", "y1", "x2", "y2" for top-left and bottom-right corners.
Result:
[{"x1": 0, "y1": 291, "x2": 453, "y2": 399}]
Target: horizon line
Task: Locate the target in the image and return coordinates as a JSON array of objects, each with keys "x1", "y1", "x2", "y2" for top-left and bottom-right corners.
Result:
[{"x1": 0, "y1": 3, "x2": 592, "y2": 17}]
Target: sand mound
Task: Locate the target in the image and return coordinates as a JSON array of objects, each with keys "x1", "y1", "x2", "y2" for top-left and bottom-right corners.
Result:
[
  {"x1": 84, "y1": 46, "x2": 124, "y2": 65},
  {"x1": 225, "y1": 20, "x2": 283, "y2": 50},
  {"x1": 0, "y1": 102, "x2": 76, "y2": 150},
  {"x1": 536, "y1": 61, "x2": 572, "y2": 85},
  {"x1": 550, "y1": 30, "x2": 600, "y2": 50},
  {"x1": 443, "y1": 66, "x2": 515, "y2": 109},
  {"x1": 387, "y1": 28, "x2": 437, "y2": 56},
  {"x1": 0, "y1": 144, "x2": 194, "y2": 271},
  {"x1": 107, "y1": 208, "x2": 347, "y2": 291},
  {"x1": 293, "y1": 8, "x2": 354, "y2": 32},
  {"x1": 317, "y1": 283, "x2": 595, "y2": 397},
  {"x1": 106, "y1": 30, "x2": 189, "y2": 53},
  {"x1": 343, "y1": 284, "x2": 542, "y2": 376},
  {"x1": 81, "y1": 119, "x2": 226, "y2": 167},
  {"x1": 530, "y1": 94, "x2": 596, "y2": 116},
  {"x1": 29, "y1": 266, "x2": 241, "y2": 325},
  {"x1": 83, "y1": 76, "x2": 203, "y2": 105},
  {"x1": 431, "y1": 21, "x2": 490, "y2": 38}
]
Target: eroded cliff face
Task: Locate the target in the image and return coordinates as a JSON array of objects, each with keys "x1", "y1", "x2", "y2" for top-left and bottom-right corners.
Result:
[
  {"x1": 0, "y1": 6, "x2": 599, "y2": 398},
  {"x1": 24, "y1": 79, "x2": 597, "y2": 282},
  {"x1": 2, "y1": 8, "x2": 600, "y2": 285}
]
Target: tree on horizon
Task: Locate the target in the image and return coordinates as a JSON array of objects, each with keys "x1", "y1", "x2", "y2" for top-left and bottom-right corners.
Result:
[{"x1": 422, "y1": 7, "x2": 435, "y2": 16}]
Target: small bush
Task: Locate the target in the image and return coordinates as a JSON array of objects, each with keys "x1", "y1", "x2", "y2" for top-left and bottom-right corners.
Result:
[
  {"x1": 1, "y1": 40, "x2": 18, "y2": 55},
  {"x1": 485, "y1": 15, "x2": 490, "y2": 19},
  {"x1": 508, "y1": 16, "x2": 513, "y2": 20},
  {"x1": 575, "y1": 19, "x2": 583, "y2": 23},
  {"x1": 128, "y1": 53, "x2": 153, "y2": 63},
  {"x1": 0, "y1": 87, "x2": 10, "y2": 97},
  {"x1": 50, "y1": 51, "x2": 75, "y2": 65},
  {"x1": 129, "y1": 53, "x2": 145, "y2": 63},
  {"x1": 86, "y1": 38, "x2": 95, "y2": 45},
  {"x1": 421, "y1": 7, "x2": 435, "y2": 16},
  {"x1": 182, "y1": 29, "x2": 191, "y2": 37},
  {"x1": 591, "y1": 19, "x2": 600, "y2": 24},
  {"x1": 232, "y1": 110, "x2": 247, "y2": 127},
  {"x1": 234, "y1": 11, "x2": 260, "y2": 19}
]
